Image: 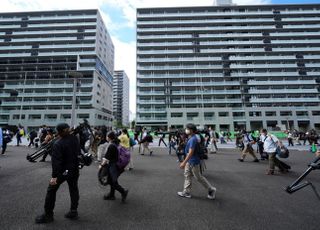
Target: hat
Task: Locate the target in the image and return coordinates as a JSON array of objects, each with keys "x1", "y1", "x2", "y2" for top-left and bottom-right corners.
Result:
[{"x1": 56, "y1": 123, "x2": 70, "y2": 133}]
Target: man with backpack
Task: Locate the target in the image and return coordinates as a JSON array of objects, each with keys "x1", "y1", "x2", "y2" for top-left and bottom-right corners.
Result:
[
  {"x1": 238, "y1": 130, "x2": 259, "y2": 163},
  {"x1": 177, "y1": 123, "x2": 216, "y2": 200}
]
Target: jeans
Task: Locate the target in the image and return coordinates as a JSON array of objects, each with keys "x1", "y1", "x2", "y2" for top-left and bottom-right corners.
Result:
[
  {"x1": 169, "y1": 141, "x2": 176, "y2": 154},
  {"x1": 44, "y1": 173, "x2": 79, "y2": 215}
]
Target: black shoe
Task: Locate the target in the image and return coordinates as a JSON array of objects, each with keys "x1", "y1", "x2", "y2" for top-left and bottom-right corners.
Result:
[
  {"x1": 64, "y1": 210, "x2": 78, "y2": 220},
  {"x1": 121, "y1": 190, "x2": 129, "y2": 203},
  {"x1": 35, "y1": 213, "x2": 54, "y2": 224},
  {"x1": 103, "y1": 194, "x2": 116, "y2": 200},
  {"x1": 238, "y1": 159, "x2": 244, "y2": 162},
  {"x1": 150, "y1": 151, "x2": 153, "y2": 156},
  {"x1": 253, "y1": 159, "x2": 259, "y2": 163},
  {"x1": 39, "y1": 159, "x2": 45, "y2": 162}
]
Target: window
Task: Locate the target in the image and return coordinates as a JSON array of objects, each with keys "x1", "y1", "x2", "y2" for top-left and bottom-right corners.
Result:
[
  {"x1": 218, "y1": 112, "x2": 229, "y2": 117},
  {"x1": 296, "y1": 111, "x2": 308, "y2": 116},
  {"x1": 171, "y1": 113, "x2": 183, "y2": 118},
  {"x1": 280, "y1": 111, "x2": 292, "y2": 116},
  {"x1": 312, "y1": 111, "x2": 320, "y2": 116},
  {"x1": 249, "y1": 111, "x2": 261, "y2": 117},
  {"x1": 265, "y1": 111, "x2": 276, "y2": 116}
]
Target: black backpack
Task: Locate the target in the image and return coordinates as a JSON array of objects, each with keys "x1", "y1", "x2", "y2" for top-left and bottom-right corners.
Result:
[{"x1": 195, "y1": 135, "x2": 208, "y2": 160}]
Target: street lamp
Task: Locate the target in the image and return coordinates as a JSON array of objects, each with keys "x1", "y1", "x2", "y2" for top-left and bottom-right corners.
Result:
[
  {"x1": 18, "y1": 71, "x2": 28, "y2": 125},
  {"x1": 68, "y1": 71, "x2": 82, "y2": 128}
]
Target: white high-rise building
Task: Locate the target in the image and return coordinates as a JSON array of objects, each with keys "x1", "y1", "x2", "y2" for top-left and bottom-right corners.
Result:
[
  {"x1": 136, "y1": 4, "x2": 320, "y2": 132},
  {"x1": 0, "y1": 9, "x2": 114, "y2": 129},
  {"x1": 113, "y1": 70, "x2": 130, "y2": 127}
]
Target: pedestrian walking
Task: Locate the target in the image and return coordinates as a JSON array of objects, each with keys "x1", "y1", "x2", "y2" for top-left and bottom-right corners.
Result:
[
  {"x1": 39, "y1": 129, "x2": 54, "y2": 162},
  {"x1": 238, "y1": 130, "x2": 259, "y2": 162},
  {"x1": 260, "y1": 129, "x2": 289, "y2": 175},
  {"x1": 28, "y1": 130, "x2": 38, "y2": 147},
  {"x1": 35, "y1": 123, "x2": 81, "y2": 224},
  {"x1": 158, "y1": 129, "x2": 167, "y2": 147},
  {"x1": 99, "y1": 131, "x2": 129, "y2": 202},
  {"x1": 287, "y1": 131, "x2": 294, "y2": 146},
  {"x1": 177, "y1": 124, "x2": 216, "y2": 200},
  {"x1": 140, "y1": 131, "x2": 153, "y2": 156},
  {"x1": 118, "y1": 129, "x2": 133, "y2": 170}
]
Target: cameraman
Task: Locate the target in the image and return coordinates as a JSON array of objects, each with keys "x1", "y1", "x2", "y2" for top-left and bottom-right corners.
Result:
[{"x1": 35, "y1": 123, "x2": 81, "y2": 224}]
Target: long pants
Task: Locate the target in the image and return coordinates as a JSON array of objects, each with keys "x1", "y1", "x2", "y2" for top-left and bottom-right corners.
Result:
[
  {"x1": 44, "y1": 173, "x2": 79, "y2": 215},
  {"x1": 158, "y1": 138, "x2": 167, "y2": 147},
  {"x1": 97, "y1": 142, "x2": 109, "y2": 161},
  {"x1": 142, "y1": 142, "x2": 151, "y2": 154},
  {"x1": 107, "y1": 164, "x2": 125, "y2": 196},
  {"x1": 241, "y1": 144, "x2": 257, "y2": 160},
  {"x1": 16, "y1": 135, "x2": 21, "y2": 146},
  {"x1": 169, "y1": 141, "x2": 176, "y2": 154},
  {"x1": 209, "y1": 138, "x2": 217, "y2": 153},
  {"x1": 183, "y1": 163, "x2": 214, "y2": 194},
  {"x1": 28, "y1": 137, "x2": 36, "y2": 147},
  {"x1": 1, "y1": 141, "x2": 7, "y2": 154},
  {"x1": 288, "y1": 138, "x2": 294, "y2": 146},
  {"x1": 268, "y1": 152, "x2": 285, "y2": 171}
]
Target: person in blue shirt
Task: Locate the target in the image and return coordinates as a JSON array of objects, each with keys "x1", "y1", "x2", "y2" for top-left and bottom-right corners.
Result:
[{"x1": 177, "y1": 123, "x2": 216, "y2": 199}]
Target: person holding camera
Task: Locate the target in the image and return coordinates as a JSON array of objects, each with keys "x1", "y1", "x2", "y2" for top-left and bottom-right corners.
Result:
[{"x1": 35, "y1": 123, "x2": 81, "y2": 224}]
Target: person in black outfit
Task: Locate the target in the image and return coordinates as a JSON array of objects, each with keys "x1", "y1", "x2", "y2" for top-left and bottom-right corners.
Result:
[
  {"x1": 35, "y1": 123, "x2": 81, "y2": 224},
  {"x1": 28, "y1": 130, "x2": 37, "y2": 147},
  {"x1": 1, "y1": 128, "x2": 11, "y2": 155},
  {"x1": 99, "y1": 131, "x2": 128, "y2": 202},
  {"x1": 158, "y1": 129, "x2": 167, "y2": 147}
]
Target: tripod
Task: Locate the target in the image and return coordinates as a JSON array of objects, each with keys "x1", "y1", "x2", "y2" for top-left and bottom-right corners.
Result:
[{"x1": 285, "y1": 156, "x2": 320, "y2": 200}]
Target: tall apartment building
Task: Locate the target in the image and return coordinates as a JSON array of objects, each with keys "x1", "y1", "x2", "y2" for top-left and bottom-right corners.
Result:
[
  {"x1": 136, "y1": 4, "x2": 320, "y2": 131},
  {"x1": 0, "y1": 9, "x2": 114, "y2": 129},
  {"x1": 113, "y1": 70, "x2": 130, "y2": 127}
]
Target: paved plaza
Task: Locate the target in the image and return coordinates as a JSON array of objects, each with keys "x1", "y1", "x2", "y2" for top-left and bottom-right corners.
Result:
[{"x1": 0, "y1": 145, "x2": 319, "y2": 230}]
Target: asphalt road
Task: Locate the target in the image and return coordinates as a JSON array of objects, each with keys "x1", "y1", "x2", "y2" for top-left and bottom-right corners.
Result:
[{"x1": 0, "y1": 145, "x2": 319, "y2": 230}]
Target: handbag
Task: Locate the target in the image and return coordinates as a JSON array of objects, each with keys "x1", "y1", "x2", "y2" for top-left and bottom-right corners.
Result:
[{"x1": 276, "y1": 146, "x2": 289, "y2": 158}]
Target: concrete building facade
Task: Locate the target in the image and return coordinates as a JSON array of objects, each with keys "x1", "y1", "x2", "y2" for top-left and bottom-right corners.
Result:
[
  {"x1": 0, "y1": 9, "x2": 114, "y2": 129},
  {"x1": 113, "y1": 70, "x2": 130, "y2": 127},
  {"x1": 136, "y1": 4, "x2": 320, "y2": 131}
]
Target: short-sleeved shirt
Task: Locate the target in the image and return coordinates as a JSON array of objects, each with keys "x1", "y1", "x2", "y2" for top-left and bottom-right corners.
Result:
[
  {"x1": 185, "y1": 134, "x2": 200, "y2": 165},
  {"x1": 260, "y1": 134, "x2": 278, "y2": 153}
]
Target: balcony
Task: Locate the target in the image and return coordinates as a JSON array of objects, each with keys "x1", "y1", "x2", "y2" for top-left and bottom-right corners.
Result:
[
  {"x1": 248, "y1": 89, "x2": 318, "y2": 94},
  {"x1": 250, "y1": 97, "x2": 319, "y2": 103},
  {"x1": 137, "y1": 100, "x2": 166, "y2": 104},
  {"x1": 247, "y1": 80, "x2": 316, "y2": 85}
]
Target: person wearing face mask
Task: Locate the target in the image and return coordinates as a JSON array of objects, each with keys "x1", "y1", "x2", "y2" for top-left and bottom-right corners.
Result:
[{"x1": 177, "y1": 124, "x2": 216, "y2": 199}]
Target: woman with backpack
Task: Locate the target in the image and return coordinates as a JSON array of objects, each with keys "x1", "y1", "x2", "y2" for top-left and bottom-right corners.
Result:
[{"x1": 99, "y1": 131, "x2": 128, "y2": 202}]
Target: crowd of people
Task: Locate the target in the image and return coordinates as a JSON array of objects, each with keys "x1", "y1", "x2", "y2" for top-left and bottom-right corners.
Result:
[{"x1": 1, "y1": 122, "x2": 320, "y2": 225}]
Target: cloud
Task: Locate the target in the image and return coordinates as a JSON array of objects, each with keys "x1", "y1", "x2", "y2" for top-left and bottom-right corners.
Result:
[{"x1": 111, "y1": 37, "x2": 137, "y2": 113}]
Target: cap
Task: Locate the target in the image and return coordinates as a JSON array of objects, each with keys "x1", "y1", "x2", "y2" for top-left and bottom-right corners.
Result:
[{"x1": 56, "y1": 123, "x2": 70, "y2": 133}]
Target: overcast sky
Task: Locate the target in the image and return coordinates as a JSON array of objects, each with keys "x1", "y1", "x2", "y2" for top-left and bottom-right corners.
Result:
[{"x1": 2, "y1": 0, "x2": 320, "y2": 115}]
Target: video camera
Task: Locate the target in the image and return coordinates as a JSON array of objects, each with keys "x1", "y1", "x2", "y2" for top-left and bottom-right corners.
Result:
[{"x1": 26, "y1": 120, "x2": 93, "y2": 168}]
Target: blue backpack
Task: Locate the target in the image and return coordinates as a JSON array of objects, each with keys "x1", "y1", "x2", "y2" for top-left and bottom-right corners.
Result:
[{"x1": 117, "y1": 145, "x2": 131, "y2": 169}]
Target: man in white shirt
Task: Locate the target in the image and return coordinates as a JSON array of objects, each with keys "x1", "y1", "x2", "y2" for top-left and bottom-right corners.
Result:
[{"x1": 260, "y1": 128, "x2": 284, "y2": 175}]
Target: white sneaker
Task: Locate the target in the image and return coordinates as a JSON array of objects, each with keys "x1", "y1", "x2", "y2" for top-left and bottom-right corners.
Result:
[
  {"x1": 177, "y1": 191, "x2": 191, "y2": 198},
  {"x1": 207, "y1": 187, "x2": 216, "y2": 200}
]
